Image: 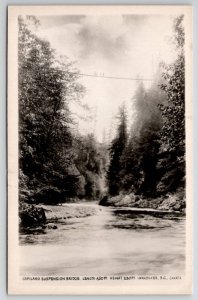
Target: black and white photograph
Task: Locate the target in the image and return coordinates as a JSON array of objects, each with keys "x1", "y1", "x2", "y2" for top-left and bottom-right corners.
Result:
[{"x1": 8, "y1": 5, "x2": 192, "y2": 295}]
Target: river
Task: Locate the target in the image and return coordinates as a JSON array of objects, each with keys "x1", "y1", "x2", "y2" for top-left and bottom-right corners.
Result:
[{"x1": 19, "y1": 202, "x2": 185, "y2": 276}]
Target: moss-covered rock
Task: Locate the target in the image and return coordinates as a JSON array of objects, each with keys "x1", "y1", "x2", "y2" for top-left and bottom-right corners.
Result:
[
  {"x1": 19, "y1": 203, "x2": 46, "y2": 227},
  {"x1": 99, "y1": 189, "x2": 185, "y2": 213}
]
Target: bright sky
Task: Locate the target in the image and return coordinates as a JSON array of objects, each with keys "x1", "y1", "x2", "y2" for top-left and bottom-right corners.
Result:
[{"x1": 35, "y1": 14, "x2": 177, "y2": 142}]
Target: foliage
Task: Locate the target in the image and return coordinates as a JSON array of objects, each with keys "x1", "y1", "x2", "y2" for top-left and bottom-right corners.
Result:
[
  {"x1": 157, "y1": 15, "x2": 185, "y2": 193},
  {"x1": 19, "y1": 17, "x2": 97, "y2": 204},
  {"x1": 159, "y1": 15, "x2": 185, "y2": 156},
  {"x1": 118, "y1": 82, "x2": 164, "y2": 196},
  {"x1": 74, "y1": 134, "x2": 108, "y2": 199},
  {"x1": 19, "y1": 15, "x2": 186, "y2": 208},
  {"x1": 106, "y1": 16, "x2": 186, "y2": 199},
  {"x1": 107, "y1": 104, "x2": 127, "y2": 195}
]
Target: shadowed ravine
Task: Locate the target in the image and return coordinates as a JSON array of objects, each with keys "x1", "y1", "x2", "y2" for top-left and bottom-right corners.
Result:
[{"x1": 20, "y1": 203, "x2": 185, "y2": 276}]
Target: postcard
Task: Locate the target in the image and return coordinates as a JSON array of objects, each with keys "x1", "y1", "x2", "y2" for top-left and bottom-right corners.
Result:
[{"x1": 8, "y1": 5, "x2": 192, "y2": 295}]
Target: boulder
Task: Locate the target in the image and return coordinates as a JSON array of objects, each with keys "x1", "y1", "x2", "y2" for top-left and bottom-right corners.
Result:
[
  {"x1": 19, "y1": 203, "x2": 46, "y2": 227},
  {"x1": 99, "y1": 189, "x2": 185, "y2": 213},
  {"x1": 158, "y1": 191, "x2": 185, "y2": 212},
  {"x1": 47, "y1": 223, "x2": 58, "y2": 230}
]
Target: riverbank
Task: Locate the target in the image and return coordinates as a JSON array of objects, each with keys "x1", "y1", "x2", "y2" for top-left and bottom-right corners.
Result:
[
  {"x1": 19, "y1": 188, "x2": 185, "y2": 230},
  {"x1": 19, "y1": 202, "x2": 185, "y2": 276},
  {"x1": 19, "y1": 201, "x2": 99, "y2": 232},
  {"x1": 99, "y1": 189, "x2": 185, "y2": 214}
]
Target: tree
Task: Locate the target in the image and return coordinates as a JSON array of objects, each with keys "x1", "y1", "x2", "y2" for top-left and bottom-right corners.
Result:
[
  {"x1": 18, "y1": 16, "x2": 84, "y2": 203},
  {"x1": 119, "y1": 81, "x2": 163, "y2": 196},
  {"x1": 107, "y1": 104, "x2": 127, "y2": 195},
  {"x1": 158, "y1": 15, "x2": 185, "y2": 193},
  {"x1": 73, "y1": 133, "x2": 108, "y2": 199},
  {"x1": 159, "y1": 15, "x2": 185, "y2": 155}
]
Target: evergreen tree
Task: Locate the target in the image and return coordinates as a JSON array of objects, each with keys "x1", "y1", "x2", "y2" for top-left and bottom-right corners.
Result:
[
  {"x1": 159, "y1": 15, "x2": 185, "y2": 156},
  {"x1": 18, "y1": 16, "x2": 84, "y2": 203},
  {"x1": 119, "y1": 82, "x2": 163, "y2": 196},
  {"x1": 158, "y1": 15, "x2": 185, "y2": 193},
  {"x1": 107, "y1": 104, "x2": 127, "y2": 195}
]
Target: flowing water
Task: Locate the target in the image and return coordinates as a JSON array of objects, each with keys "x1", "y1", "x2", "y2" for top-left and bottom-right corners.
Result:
[{"x1": 20, "y1": 202, "x2": 185, "y2": 276}]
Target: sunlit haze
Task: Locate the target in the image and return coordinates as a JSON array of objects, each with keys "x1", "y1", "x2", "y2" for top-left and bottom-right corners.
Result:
[{"x1": 35, "y1": 14, "x2": 177, "y2": 142}]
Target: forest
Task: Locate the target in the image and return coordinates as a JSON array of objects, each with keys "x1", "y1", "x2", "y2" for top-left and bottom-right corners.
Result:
[{"x1": 19, "y1": 15, "x2": 186, "y2": 225}]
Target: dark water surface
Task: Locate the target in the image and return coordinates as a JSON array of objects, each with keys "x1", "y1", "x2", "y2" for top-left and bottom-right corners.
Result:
[{"x1": 20, "y1": 203, "x2": 185, "y2": 276}]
